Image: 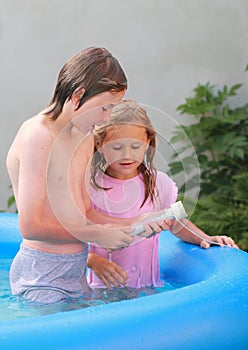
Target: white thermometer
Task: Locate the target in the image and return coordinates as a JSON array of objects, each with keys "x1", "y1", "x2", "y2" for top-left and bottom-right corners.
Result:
[{"x1": 130, "y1": 201, "x2": 187, "y2": 236}]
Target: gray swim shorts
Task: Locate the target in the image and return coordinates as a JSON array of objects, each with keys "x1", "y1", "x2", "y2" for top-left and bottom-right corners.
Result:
[{"x1": 10, "y1": 244, "x2": 91, "y2": 304}]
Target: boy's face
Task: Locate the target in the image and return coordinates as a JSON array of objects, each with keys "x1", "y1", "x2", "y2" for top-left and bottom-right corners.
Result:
[{"x1": 72, "y1": 90, "x2": 126, "y2": 134}]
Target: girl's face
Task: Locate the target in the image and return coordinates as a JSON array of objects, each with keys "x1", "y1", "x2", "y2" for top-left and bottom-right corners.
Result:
[{"x1": 99, "y1": 124, "x2": 150, "y2": 180}]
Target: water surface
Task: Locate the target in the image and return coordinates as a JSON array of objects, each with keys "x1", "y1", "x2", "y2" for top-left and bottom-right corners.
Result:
[{"x1": 0, "y1": 256, "x2": 182, "y2": 321}]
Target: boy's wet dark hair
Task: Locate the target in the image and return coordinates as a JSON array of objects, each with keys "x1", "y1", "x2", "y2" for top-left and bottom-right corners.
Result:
[{"x1": 46, "y1": 47, "x2": 127, "y2": 120}]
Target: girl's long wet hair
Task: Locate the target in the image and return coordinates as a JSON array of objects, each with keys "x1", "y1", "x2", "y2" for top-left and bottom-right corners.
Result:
[
  {"x1": 91, "y1": 99, "x2": 157, "y2": 208},
  {"x1": 45, "y1": 47, "x2": 127, "y2": 120}
]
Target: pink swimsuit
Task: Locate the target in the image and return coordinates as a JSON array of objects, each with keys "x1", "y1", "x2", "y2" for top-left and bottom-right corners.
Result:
[{"x1": 88, "y1": 171, "x2": 178, "y2": 288}]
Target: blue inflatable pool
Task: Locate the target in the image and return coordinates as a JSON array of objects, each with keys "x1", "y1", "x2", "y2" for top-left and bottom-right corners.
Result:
[{"x1": 0, "y1": 212, "x2": 248, "y2": 349}]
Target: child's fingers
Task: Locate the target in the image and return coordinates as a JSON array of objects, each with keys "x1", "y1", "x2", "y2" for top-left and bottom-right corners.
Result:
[
  {"x1": 159, "y1": 219, "x2": 171, "y2": 231},
  {"x1": 218, "y1": 236, "x2": 239, "y2": 249},
  {"x1": 200, "y1": 236, "x2": 239, "y2": 249},
  {"x1": 139, "y1": 223, "x2": 160, "y2": 238},
  {"x1": 102, "y1": 263, "x2": 129, "y2": 288},
  {"x1": 200, "y1": 240, "x2": 210, "y2": 249}
]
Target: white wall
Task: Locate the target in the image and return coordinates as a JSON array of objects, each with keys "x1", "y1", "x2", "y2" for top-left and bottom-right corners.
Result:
[{"x1": 1, "y1": 0, "x2": 248, "y2": 210}]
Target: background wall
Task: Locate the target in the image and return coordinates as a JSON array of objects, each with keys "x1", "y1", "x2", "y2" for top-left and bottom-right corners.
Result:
[{"x1": 0, "y1": 0, "x2": 248, "y2": 210}]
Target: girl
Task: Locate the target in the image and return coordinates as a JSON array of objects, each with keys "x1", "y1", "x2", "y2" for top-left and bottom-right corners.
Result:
[{"x1": 87, "y1": 100, "x2": 238, "y2": 289}]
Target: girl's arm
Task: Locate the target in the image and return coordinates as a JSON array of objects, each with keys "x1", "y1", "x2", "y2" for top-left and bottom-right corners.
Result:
[
  {"x1": 87, "y1": 252, "x2": 129, "y2": 288},
  {"x1": 170, "y1": 218, "x2": 239, "y2": 249}
]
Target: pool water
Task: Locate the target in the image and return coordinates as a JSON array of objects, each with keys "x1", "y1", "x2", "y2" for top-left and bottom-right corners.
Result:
[{"x1": 0, "y1": 256, "x2": 181, "y2": 321}]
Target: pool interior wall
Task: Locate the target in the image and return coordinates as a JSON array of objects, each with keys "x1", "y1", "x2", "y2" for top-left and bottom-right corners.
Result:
[{"x1": 0, "y1": 212, "x2": 248, "y2": 350}]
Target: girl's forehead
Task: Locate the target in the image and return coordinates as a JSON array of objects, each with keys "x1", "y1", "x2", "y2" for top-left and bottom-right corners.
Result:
[{"x1": 104, "y1": 124, "x2": 147, "y2": 141}]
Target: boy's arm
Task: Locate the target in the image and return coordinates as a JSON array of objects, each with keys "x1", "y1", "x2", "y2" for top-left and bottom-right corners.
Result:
[
  {"x1": 83, "y1": 166, "x2": 170, "y2": 233},
  {"x1": 8, "y1": 127, "x2": 133, "y2": 250}
]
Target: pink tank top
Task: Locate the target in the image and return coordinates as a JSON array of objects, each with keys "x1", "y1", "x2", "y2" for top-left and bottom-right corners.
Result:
[{"x1": 88, "y1": 171, "x2": 178, "y2": 288}]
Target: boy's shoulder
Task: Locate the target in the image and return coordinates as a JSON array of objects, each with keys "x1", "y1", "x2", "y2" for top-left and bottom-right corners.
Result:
[{"x1": 19, "y1": 114, "x2": 53, "y2": 143}]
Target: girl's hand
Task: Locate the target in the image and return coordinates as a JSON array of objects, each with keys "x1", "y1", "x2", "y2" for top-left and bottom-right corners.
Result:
[
  {"x1": 138, "y1": 219, "x2": 171, "y2": 238},
  {"x1": 200, "y1": 235, "x2": 239, "y2": 249},
  {"x1": 87, "y1": 252, "x2": 129, "y2": 288},
  {"x1": 130, "y1": 210, "x2": 172, "y2": 238}
]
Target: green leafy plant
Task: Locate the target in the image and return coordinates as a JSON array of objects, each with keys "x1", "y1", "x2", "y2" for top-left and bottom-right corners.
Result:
[
  {"x1": 169, "y1": 72, "x2": 248, "y2": 250},
  {"x1": 7, "y1": 194, "x2": 16, "y2": 211},
  {"x1": 6, "y1": 185, "x2": 17, "y2": 213}
]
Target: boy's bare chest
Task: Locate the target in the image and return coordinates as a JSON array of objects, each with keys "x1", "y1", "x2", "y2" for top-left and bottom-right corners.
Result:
[{"x1": 47, "y1": 136, "x2": 92, "y2": 188}]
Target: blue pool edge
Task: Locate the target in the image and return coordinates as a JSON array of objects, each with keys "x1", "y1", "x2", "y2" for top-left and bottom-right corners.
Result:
[{"x1": 0, "y1": 212, "x2": 248, "y2": 349}]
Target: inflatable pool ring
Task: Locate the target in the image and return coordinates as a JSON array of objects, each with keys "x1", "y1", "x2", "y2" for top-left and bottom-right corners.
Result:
[{"x1": 0, "y1": 212, "x2": 247, "y2": 349}]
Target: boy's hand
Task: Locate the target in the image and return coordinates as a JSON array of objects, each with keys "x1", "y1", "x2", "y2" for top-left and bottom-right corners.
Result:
[{"x1": 95, "y1": 226, "x2": 134, "y2": 251}]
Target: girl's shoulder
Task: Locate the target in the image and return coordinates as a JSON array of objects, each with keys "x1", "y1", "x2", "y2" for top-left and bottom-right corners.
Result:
[
  {"x1": 155, "y1": 171, "x2": 178, "y2": 208},
  {"x1": 156, "y1": 170, "x2": 176, "y2": 186}
]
